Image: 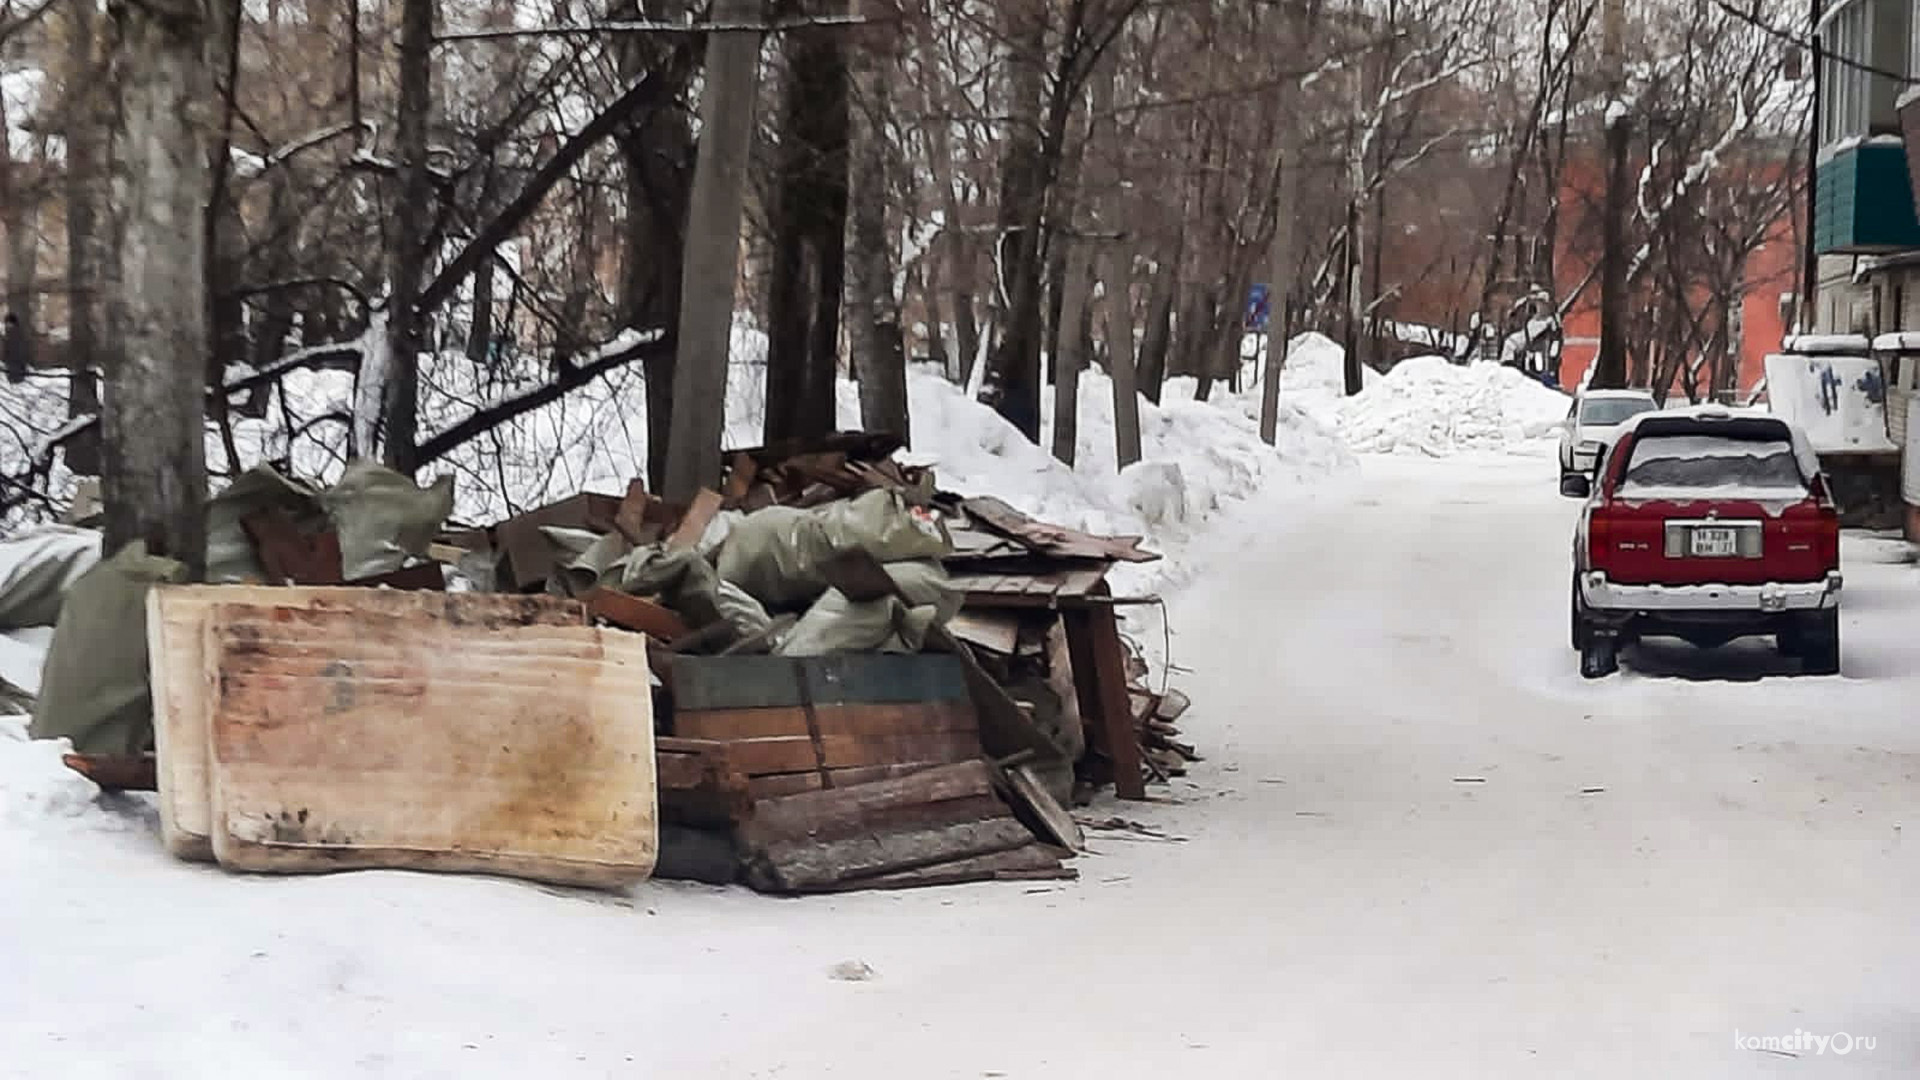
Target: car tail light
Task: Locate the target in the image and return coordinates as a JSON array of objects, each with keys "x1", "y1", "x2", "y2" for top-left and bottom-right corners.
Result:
[{"x1": 1588, "y1": 509, "x2": 1615, "y2": 571}]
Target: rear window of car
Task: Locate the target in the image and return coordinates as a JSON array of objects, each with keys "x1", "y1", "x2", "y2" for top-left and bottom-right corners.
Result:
[
  {"x1": 1618, "y1": 434, "x2": 1808, "y2": 496},
  {"x1": 1580, "y1": 397, "x2": 1658, "y2": 426}
]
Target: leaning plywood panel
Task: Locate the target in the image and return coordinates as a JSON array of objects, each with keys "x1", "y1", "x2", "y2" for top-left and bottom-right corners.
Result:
[
  {"x1": 205, "y1": 602, "x2": 654, "y2": 889},
  {"x1": 147, "y1": 586, "x2": 586, "y2": 862}
]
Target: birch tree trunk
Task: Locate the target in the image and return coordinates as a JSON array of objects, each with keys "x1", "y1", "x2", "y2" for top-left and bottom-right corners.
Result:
[
  {"x1": 845, "y1": 29, "x2": 909, "y2": 443},
  {"x1": 103, "y1": 0, "x2": 212, "y2": 576},
  {"x1": 664, "y1": 0, "x2": 763, "y2": 501}
]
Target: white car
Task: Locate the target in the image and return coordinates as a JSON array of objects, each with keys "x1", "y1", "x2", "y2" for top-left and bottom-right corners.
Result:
[{"x1": 1558, "y1": 389, "x2": 1660, "y2": 480}]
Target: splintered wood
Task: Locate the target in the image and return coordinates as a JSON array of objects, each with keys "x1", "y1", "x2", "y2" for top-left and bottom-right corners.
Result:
[
  {"x1": 738, "y1": 761, "x2": 1073, "y2": 893},
  {"x1": 148, "y1": 586, "x2": 657, "y2": 890}
]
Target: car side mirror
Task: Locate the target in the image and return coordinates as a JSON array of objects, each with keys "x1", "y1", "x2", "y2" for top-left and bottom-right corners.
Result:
[{"x1": 1559, "y1": 473, "x2": 1592, "y2": 499}]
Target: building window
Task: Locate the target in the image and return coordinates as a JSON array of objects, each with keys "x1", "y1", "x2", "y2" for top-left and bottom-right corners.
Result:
[{"x1": 1823, "y1": 0, "x2": 1873, "y2": 146}]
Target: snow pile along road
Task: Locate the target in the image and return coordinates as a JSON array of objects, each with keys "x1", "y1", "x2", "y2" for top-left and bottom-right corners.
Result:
[
  {"x1": 892, "y1": 360, "x2": 1354, "y2": 599},
  {"x1": 1337, "y1": 355, "x2": 1570, "y2": 456}
]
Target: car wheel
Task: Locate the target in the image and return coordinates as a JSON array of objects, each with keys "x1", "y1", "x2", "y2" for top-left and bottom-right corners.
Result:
[
  {"x1": 1570, "y1": 573, "x2": 1591, "y2": 651},
  {"x1": 1801, "y1": 610, "x2": 1840, "y2": 676},
  {"x1": 1580, "y1": 634, "x2": 1619, "y2": 679}
]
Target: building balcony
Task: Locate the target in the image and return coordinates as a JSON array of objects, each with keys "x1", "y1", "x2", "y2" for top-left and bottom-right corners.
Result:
[{"x1": 1814, "y1": 139, "x2": 1920, "y2": 255}]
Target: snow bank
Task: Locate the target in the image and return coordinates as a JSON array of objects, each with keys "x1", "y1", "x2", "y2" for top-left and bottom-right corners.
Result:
[
  {"x1": 1337, "y1": 356, "x2": 1570, "y2": 456},
  {"x1": 919, "y1": 361, "x2": 1355, "y2": 596}
]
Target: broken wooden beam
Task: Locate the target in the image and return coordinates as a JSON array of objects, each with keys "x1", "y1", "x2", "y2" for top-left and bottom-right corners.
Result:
[
  {"x1": 1062, "y1": 584, "x2": 1147, "y2": 800},
  {"x1": 61, "y1": 753, "x2": 157, "y2": 792},
  {"x1": 585, "y1": 587, "x2": 691, "y2": 642}
]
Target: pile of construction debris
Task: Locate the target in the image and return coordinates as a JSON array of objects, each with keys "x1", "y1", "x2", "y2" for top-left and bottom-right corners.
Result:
[{"x1": 6, "y1": 431, "x2": 1201, "y2": 895}]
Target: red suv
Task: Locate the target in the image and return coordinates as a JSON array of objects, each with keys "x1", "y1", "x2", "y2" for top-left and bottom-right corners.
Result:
[{"x1": 1564, "y1": 407, "x2": 1842, "y2": 678}]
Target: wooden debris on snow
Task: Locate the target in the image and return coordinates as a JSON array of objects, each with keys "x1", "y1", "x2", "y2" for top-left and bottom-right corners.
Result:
[
  {"x1": 738, "y1": 761, "x2": 1073, "y2": 893},
  {"x1": 668, "y1": 653, "x2": 985, "y2": 798}
]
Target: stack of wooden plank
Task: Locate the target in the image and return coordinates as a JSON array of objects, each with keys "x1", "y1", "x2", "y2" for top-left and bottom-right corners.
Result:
[
  {"x1": 738, "y1": 761, "x2": 1074, "y2": 893},
  {"x1": 718, "y1": 433, "x2": 935, "y2": 512},
  {"x1": 661, "y1": 654, "x2": 983, "y2": 804},
  {"x1": 146, "y1": 586, "x2": 658, "y2": 891}
]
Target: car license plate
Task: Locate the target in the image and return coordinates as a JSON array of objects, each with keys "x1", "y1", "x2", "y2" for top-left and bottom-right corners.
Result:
[{"x1": 1689, "y1": 527, "x2": 1738, "y2": 557}]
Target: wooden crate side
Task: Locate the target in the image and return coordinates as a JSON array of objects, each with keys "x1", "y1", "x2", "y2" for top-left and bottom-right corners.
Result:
[
  {"x1": 676, "y1": 700, "x2": 978, "y2": 742},
  {"x1": 743, "y1": 763, "x2": 941, "y2": 800},
  {"x1": 801, "y1": 653, "x2": 971, "y2": 706}
]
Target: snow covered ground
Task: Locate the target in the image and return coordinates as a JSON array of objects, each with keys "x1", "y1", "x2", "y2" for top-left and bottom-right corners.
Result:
[{"x1": 6, "y1": 451, "x2": 1919, "y2": 1078}]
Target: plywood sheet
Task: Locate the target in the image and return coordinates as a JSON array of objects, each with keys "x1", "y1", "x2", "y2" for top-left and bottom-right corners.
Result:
[
  {"x1": 146, "y1": 586, "x2": 586, "y2": 863},
  {"x1": 202, "y1": 601, "x2": 654, "y2": 889}
]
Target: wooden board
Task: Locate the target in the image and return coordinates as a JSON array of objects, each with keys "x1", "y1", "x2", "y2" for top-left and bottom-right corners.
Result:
[
  {"x1": 202, "y1": 601, "x2": 655, "y2": 889},
  {"x1": 708, "y1": 731, "x2": 982, "y2": 777},
  {"x1": 946, "y1": 609, "x2": 1022, "y2": 655},
  {"x1": 1062, "y1": 585, "x2": 1147, "y2": 800},
  {"x1": 740, "y1": 761, "x2": 993, "y2": 837},
  {"x1": 585, "y1": 588, "x2": 690, "y2": 642},
  {"x1": 959, "y1": 496, "x2": 1159, "y2": 563},
  {"x1": 656, "y1": 738, "x2": 752, "y2": 828},
  {"x1": 748, "y1": 818, "x2": 1036, "y2": 893},
  {"x1": 494, "y1": 492, "x2": 624, "y2": 590},
  {"x1": 147, "y1": 586, "x2": 587, "y2": 863},
  {"x1": 60, "y1": 753, "x2": 157, "y2": 792},
  {"x1": 667, "y1": 489, "x2": 725, "y2": 551},
  {"x1": 671, "y1": 654, "x2": 972, "y2": 712},
  {"x1": 744, "y1": 763, "x2": 941, "y2": 800},
  {"x1": 815, "y1": 844, "x2": 1073, "y2": 892},
  {"x1": 1004, "y1": 761, "x2": 1085, "y2": 852},
  {"x1": 674, "y1": 700, "x2": 978, "y2": 742}
]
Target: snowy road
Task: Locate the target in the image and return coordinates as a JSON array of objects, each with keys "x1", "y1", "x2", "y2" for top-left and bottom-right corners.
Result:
[{"x1": 7, "y1": 452, "x2": 1920, "y2": 1078}]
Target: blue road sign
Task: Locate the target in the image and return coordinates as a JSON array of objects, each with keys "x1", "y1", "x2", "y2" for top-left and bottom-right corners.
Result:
[{"x1": 1246, "y1": 283, "x2": 1271, "y2": 332}]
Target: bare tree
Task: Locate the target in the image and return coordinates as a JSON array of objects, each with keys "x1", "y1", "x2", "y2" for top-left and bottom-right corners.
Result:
[
  {"x1": 765, "y1": 1, "x2": 849, "y2": 443},
  {"x1": 845, "y1": 9, "x2": 909, "y2": 442},
  {"x1": 102, "y1": 0, "x2": 213, "y2": 574},
  {"x1": 379, "y1": 0, "x2": 434, "y2": 472}
]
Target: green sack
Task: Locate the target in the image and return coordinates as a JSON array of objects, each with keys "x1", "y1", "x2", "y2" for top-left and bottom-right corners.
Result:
[
  {"x1": 0, "y1": 526, "x2": 102, "y2": 630},
  {"x1": 29, "y1": 541, "x2": 186, "y2": 756}
]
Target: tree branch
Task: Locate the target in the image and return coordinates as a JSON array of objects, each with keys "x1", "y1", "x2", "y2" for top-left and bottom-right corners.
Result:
[{"x1": 414, "y1": 332, "x2": 674, "y2": 465}]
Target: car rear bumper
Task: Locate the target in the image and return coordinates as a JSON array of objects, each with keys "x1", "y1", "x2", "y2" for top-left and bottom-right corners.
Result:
[{"x1": 1581, "y1": 571, "x2": 1843, "y2": 613}]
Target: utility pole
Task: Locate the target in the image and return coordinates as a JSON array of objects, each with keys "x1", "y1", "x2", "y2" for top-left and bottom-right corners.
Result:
[
  {"x1": 664, "y1": 0, "x2": 765, "y2": 501},
  {"x1": 1594, "y1": 0, "x2": 1629, "y2": 389}
]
